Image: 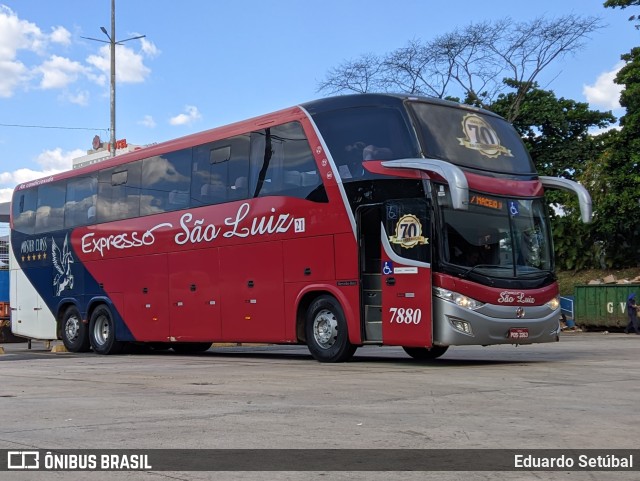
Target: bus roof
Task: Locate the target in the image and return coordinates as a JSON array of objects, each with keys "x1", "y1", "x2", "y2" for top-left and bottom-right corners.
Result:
[
  {"x1": 13, "y1": 93, "x2": 502, "y2": 196},
  {"x1": 302, "y1": 93, "x2": 499, "y2": 118}
]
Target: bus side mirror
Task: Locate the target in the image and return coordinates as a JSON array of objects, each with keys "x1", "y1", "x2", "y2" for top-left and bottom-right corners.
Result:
[{"x1": 539, "y1": 176, "x2": 592, "y2": 224}]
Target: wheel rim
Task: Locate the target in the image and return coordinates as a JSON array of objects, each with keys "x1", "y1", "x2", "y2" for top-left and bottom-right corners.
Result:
[
  {"x1": 312, "y1": 308, "x2": 338, "y2": 349},
  {"x1": 93, "y1": 314, "x2": 110, "y2": 346},
  {"x1": 65, "y1": 315, "x2": 81, "y2": 342}
]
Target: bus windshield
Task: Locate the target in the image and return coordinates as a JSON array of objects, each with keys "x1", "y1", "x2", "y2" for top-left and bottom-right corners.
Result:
[
  {"x1": 436, "y1": 186, "x2": 554, "y2": 279},
  {"x1": 409, "y1": 101, "x2": 536, "y2": 176}
]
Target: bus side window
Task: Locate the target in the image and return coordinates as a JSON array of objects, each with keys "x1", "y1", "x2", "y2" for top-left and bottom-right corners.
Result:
[
  {"x1": 191, "y1": 135, "x2": 250, "y2": 206},
  {"x1": 12, "y1": 190, "x2": 38, "y2": 235},
  {"x1": 251, "y1": 121, "x2": 326, "y2": 202},
  {"x1": 141, "y1": 148, "x2": 192, "y2": 215},
  {"x1": 311, "y1": 106, "x2": 415, "y2": 182},
  {"x1": 97, "y1": 161, "x2": 141, "y2": 223},
  {"x1": 192, "y1": 143, "x2": 227, "y2": 207},
  {"x1": 65, "y1": 176, "x2": 97, "y2": 228},
  {"x1": 227, "y1": 134, "x2": 250, "y2": 201},
  {"x1": 35, "y1": 182, "x2": 66, "y2": 234}
]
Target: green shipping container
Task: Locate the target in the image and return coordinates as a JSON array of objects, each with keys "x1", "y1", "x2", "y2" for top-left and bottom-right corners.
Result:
[{"x1": 574, "y1": 284, "x2": 640, "y2": 329}]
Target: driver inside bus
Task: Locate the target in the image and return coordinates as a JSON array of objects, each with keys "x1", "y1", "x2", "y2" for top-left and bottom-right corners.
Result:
[
  {"x1": 341, "y1": 142, "x2": 393, "y2": 179},
  {"x1": 362, "y1": 144, "x2": 394, "y2": 161},
  {"x1": 449, "y1": 227, "x2": 498, "y2": 267}
]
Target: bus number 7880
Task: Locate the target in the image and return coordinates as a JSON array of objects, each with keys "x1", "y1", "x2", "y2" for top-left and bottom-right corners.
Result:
[{"x1": 389, "y1": 307, "x2": 422, "y2": 324}]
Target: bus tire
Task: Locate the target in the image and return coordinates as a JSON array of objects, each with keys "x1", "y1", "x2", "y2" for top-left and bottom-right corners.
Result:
[
  {"x1": 89, "y1": 305, "x2": 123, "y2": 355},
  {"x1": 305, "y1": 295, "x2": 356, "y2": 363},
  {"x1": 172, "y1": 342, "x2": 212, "y2": 354},
  {"x1": 61, "y1": 305, "x2": 90, "y2": 353},
  {"x1": 402, "y1": 345, "x2": 448, "y2": 360}
]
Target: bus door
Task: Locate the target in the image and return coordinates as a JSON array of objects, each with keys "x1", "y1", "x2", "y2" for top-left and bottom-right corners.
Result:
[
  {"x1": 358, "y1": 204, "x2": 384, "y2": 343},
  {"x1": 10, "y1": 267, "x2": 56, "y2": 339},
  {"x1": 380, "y1": 199, "x2": 433, "y2": 347}
]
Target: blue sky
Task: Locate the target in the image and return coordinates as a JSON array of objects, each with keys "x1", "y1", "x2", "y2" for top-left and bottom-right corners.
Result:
[{"x1": 0, "y1": 0, "x2": 637, "y2": 206}]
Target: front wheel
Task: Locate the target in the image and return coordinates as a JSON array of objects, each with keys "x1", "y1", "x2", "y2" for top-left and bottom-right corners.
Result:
[
  {"x1": 61, "y1": 305, "x2": 90, "y2": 352},
  {"x1": 305, "y1": 295, "x2": 356, "y2": 363},
  {"x1": 402, "y1": 345, "x2": 449, "y2": 360},
  {"x1": 89, "y1": 305, "x2": 123, "y2": 355}
]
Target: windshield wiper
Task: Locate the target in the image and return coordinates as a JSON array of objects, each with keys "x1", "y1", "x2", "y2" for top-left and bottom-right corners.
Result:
[
  {"x1": 459, "y1": 264, "x2": 502, "y2": 279},
  {"x1": 516, "y1": 269, "x2": 555, "y2": 279}
]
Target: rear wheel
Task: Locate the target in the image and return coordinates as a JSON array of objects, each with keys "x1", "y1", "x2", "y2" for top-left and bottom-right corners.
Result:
[
  {"x1": 61, "y1": 306, "x2": 90, "y2": 352},
  {"x1": 402, "y1": 346, "x2": 449, "y2": 360},
  {"x1": 305, "y1": 295, "x2": 356, "y2": 363},
  {"x1": 89, "y1": 305, "x2": 123, "y2": 355}
]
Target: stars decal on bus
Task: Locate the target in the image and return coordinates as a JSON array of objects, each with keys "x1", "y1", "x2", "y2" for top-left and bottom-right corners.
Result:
[{"x1": 22, "y1": 252, "x2": 47, "y2": 262}]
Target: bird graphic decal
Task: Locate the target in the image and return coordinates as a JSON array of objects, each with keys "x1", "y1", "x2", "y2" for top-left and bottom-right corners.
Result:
[{"x1": 52, "y1": 235, "x2": 74, "y2": 296}]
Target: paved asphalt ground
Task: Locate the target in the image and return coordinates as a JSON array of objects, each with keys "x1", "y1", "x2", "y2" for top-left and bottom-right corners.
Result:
[{"x1": 1, "y1": 332, "x2": 639, "y2": 481}]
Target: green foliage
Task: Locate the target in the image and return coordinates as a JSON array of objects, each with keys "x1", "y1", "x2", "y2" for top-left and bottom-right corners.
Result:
[
  {"x1": 490, "y1": 80, "x2": 615, "y2": 179},
  {"x1": 604, "y1": 0, "x2": 640, "y2": 7},
  {"x1": 589, "y1": 47, "x2": 640, "y2": 267},
  {"x1": 551, "y1": 213, "x2": 604, "y2": 270},
  {"x1": 604, "y1": 0, "x2": 640, "y2": 28},
  {"x1": 556, "y1": 267, "x2": 640, "y2": 296}
]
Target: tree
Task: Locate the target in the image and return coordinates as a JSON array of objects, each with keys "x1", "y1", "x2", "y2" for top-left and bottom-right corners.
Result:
[
  {"x1": 491, "y1": 82, "x2": 616, "y2": 270},
  {"x1": 592, "y1": 1, "x2": 640, "y2": 267},
  {"x1": 318, "y1": 15, "x2": 603, "y2": 122},
  {"x1": 585, "y1": 47, "x2": 640, "y2": 267},
  {"x1": 491, "y1": 80, "x2": 616, "y2": 180},
  {"x1": 318, "y1": 53, "x2": 386, "y2": 94},
  {"x1": 604, "y1": 0, "x2": 640, "y2": 28}
]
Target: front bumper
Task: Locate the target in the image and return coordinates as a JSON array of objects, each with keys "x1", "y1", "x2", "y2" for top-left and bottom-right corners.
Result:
[{"x1": 432, "y1": 297, "x2": 560, "y2": 346}]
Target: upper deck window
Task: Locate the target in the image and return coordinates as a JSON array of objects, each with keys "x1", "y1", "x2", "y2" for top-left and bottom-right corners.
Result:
[
  {"x1": 250, "y1": 122, "x2": 325, "y2": 201},
  {"x1": 35, "y1": 182, "x2": 66, "y2": 234},
  {"x1": 65, "y1": 176, "x2": 97, "y2": 228},
  {"x1": 311, "y1": 106, "x2": 417, "y2": 181},
  {"x1": 191, "y1": 134, "x2": 251, "y2": 206},
  {"x1": 12, "y1": 189, "x2": 38, "y2": 235},
  {"x1": 141, "y1": 148, "x2": 192, "y2": 215},
  {"x1": 97, "y1": 161, "x2": 142, "y2": 223},
  {"x1": 409, "y1": 102, "x2": 535, "y2": 176}
]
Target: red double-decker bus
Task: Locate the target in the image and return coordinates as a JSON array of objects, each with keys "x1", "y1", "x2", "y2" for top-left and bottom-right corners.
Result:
[{"x1": 9, "y1": 94, "x2": 591, "y2": 362}]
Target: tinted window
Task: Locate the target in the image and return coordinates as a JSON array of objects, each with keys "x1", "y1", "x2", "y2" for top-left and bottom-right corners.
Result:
[
  {"x1": 97, "y1": 161, "x2": 142, "y2": 223},
  {"x1": 65, "y1": 176, "x2": 97, "y2": 227},
  {"x1": 409, "y1": 102, "x2": 535, "y2": 175},
  {"x1": 191, "y1": 134, "x2": 250, "y2": 206},
  {"x1": 35, "y1": 182, "x2": 66, "y2": 233},
  {"x1": 311, "y1": 107, "x2": 416, "y2": 182},
  {"x1": 250, "y1": 122, "x2": 326, "y2": 202},
  {"x1": 384, "y1": 199, "x2": 430, "y2": 264},
  {"x1": 141, "y1": 149, "x2": 192, "y2": 215},
  {"x1": 12, "y1": 189, "x2": 38, "y2": 235}
]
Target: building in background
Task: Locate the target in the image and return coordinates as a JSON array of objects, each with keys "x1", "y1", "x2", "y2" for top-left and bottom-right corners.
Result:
[
  {"x1": 0, "y1": 234, "x2": 7, "y2": 270},
  {"x1": 72, "y1": 134, "x2": 144, "y2": 169},
  {"x1": 0, "y1": 202, "x2": 9, "y2": 238}
]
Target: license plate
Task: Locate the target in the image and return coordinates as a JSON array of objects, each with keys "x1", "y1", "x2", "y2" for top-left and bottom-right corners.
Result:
[{"x1": 508, "y1": 328, "x2": 529, "y2": 340}]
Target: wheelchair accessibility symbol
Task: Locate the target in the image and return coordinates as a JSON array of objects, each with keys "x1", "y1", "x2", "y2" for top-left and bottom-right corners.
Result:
[
  {"x1": 509, "y1": 201, "x2": 519, "y2": 216},
  {"x1": 382, "y1": 261, "x2": 393, "y2": 275}
]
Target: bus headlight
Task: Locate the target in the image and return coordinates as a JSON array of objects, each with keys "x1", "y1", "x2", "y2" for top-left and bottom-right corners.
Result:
[
  {"x1": 546, "y1": 296, "x2": 560, "y2": 311},
  {"x1": 434, "y1": 287, "x2": 484, "y2": 310}
]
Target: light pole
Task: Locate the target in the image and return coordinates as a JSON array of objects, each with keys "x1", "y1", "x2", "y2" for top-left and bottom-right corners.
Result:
[{"x1": 82, "y1": 0, "x2": 145, "y2": 157}]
